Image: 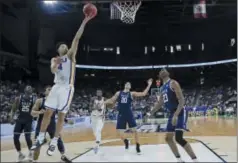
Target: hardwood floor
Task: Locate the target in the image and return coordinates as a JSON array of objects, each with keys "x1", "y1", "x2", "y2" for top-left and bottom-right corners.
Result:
[{"x1": 1, "y1": 117, "x2": 236, "y2": 151}]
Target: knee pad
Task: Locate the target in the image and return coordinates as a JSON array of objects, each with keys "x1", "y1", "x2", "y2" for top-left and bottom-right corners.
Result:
[{"x1": 175, "y1": 130, "x2": 187, "y2": 147}]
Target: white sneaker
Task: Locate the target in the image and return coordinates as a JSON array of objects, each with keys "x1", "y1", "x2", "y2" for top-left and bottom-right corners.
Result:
[
  {"x1": 94, "y1": 144, "x2": 99, "y2": 154},
  {"x1": 176, "y1": 157, "x2": 185, "y2": 163},
  {"x1": 192, "y1": 158, "x2": 199, "y2": 162},
  {"x1": 17, "y1": 153, "x2": 25, "y2": 162},
  {"x1": 47, "y1": 144, "x2": 56, "y2": 156}
]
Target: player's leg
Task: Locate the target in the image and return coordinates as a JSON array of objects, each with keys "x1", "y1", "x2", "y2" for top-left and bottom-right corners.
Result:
[
  {"x1": 91, "y1": 115, "x2": 98, "y2": 141},
  {"x1": 46, "y1": 121, "x2": 70, "y2": 162},
  {"x1": 166, "y1": 117, "x2": 183, "y2": 162},
  {"x1": 33, "y1": 122, "x2": 41, "y2": 162},
  {"x1": 47, "y1": 86, "x2": 74, "y2": 156},
  {"x1": 13, "y1": 121, "x2": 26, "y2": 162},
  {"x1": 175, "y1": 130, "x2": 197, "y2": 162},
  {"x1": 23, "y1": 122, "x2": 33, "y2": 161},
  {"x1": 91, "y1": 115, "x2": 100, "y2": 153},
  {"x1": 116, "y1": 115, "x2": 129, "y2": 149},
  {"x1": 128, "y1": 116, "x2": 141, "y2": 154},
  {"x1": 95, "y1": 117, "x2": 104, "y2": 143},
  {"x1": 32, "y1": 86, "x2": 58, "y2": 150},
  {"x1": 92, "y1": 116, "x2": 104, "y2": 153},
  {"x1": 175, "y1": 113, "x2": 198, "y2": 162}
]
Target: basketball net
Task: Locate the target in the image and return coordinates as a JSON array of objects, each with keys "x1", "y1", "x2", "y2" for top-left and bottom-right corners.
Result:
[{"x1": 110, "y1": 1, "x2": 142, "y2": 24}]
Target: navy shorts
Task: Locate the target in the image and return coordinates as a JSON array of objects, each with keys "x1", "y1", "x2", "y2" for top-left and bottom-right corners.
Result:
[
  {"x1": 14, "y1": 120, "x2": 33, "y2": 134},
  {"x1": 116, "y1": 114, "x2": 137, "y2": 130},
  {"x1": 166, "y1": 110, "x2": 188, "y2": 132}
]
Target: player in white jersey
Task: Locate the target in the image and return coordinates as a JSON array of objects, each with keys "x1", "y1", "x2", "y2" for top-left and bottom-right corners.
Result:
[
  {"x1": 90, "y1": 89, "x2": 106, "y2": 154},
  {"x1": 31, "y1": 14, "x2": 94, "y2": 156}
]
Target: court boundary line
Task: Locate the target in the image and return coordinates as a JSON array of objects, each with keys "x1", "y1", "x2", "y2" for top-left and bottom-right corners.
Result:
[{"x1": 71, "y1": 138, "x2": 227, "y2": 162}]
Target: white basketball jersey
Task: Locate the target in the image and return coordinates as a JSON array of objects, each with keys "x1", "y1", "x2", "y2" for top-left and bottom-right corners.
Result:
[
  {"x1": 91, "y1": 97, "x2": 106, "y2": 116},
  {"x1": 54, "y1": 55, "x2": 76, "y2": 85}
]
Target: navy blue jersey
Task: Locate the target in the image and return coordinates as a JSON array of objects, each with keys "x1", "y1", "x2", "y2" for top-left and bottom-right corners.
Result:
[
  {"x1": 38, "y1": 98, "x2": 55, "y2": 124},
  {"x1": 117, "y1": 91, "x2": 133, "y2": 115},
  {"x1": 160, "y1": 80, "x2": 183, "y2": 116},
  {"x1": 18, "y1": 94, "x2": 35, "y2": 121}
]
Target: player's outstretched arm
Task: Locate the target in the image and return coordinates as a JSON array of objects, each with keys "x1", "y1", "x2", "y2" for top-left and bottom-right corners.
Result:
[
  {"x1": 148, "y1": 95, "x2": 164, "y2": 117},
  {"x1": 105, "y1": 91, "x2": 120, "y2": 105},
  {"x1": 131, "y1": 78, "x2": 153, "y2": 97},
  {"x1": 171, "y1": 80, "x2": 185, "y2": 116},
  {"x1": 67, "y1": 16, "x2": 93, "y2": 61},
  {"x1": 31, "y1": 98, "x2": 44, "y2": 117}
]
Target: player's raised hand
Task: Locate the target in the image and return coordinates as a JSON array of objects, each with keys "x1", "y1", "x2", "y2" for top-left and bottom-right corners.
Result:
[
  {"x1": 147, "y1": 78, "x2": 153, "y2": 85},
  {"x1": 83, "y1": 13, "x2": 94, "y2": 23}
]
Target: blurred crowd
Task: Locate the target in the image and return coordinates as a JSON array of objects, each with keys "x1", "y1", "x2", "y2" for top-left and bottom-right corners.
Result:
[{"x1": 0, "y1": 80, "x2": 237, "y2": 123}]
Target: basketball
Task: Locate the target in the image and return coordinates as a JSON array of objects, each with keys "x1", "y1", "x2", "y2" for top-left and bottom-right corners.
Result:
[{"x1": 83, "y1": 3, "x2": 97, "y2": 18}]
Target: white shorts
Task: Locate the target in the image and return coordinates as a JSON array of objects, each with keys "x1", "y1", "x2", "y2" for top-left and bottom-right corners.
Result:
[{"x1": 45, "y1": 84, "x2": 74, "y2": 113}]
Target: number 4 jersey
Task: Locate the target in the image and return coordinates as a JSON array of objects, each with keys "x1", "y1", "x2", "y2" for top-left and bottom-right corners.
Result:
[
  {"x1": 160, "y1": 80, "x2": 181, "y2": 115},
  {"x1": 54, "y1": 55, "x2": 76, "y2": 85}
]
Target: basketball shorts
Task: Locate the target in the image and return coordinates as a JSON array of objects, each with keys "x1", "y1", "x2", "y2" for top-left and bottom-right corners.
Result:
[
  {"x1": 14, "y1": 120, "x2": 33, "y2": 134},
  {"x1": 45, "y1": 84, "x2": 74, "y2": 113},
  {"x1": 116, "y1": 114, "x2": 137, "y2": 130},
  {"x1": 166, "y1": 110, "x2": 188, "y2": 132},
  {"x1": 35, "y1": 119, "x2": 56, "y2": 139}
]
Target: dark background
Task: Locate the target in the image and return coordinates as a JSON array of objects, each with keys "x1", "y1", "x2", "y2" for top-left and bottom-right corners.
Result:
[{"x1": 0, "y1": 0, "x2": 236, "y2": 88}]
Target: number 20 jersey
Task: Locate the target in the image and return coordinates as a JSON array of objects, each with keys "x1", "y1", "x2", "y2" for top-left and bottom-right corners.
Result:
[
  {"x1": 160, "y1": 80, "x2": 180, "y2": 114},
  {"x1": 117, "y1": 91, "x2": 133, "y2": 115}
]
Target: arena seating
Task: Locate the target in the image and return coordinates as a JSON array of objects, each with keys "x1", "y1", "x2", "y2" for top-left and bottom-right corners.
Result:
[{"x1": 0, "y1": 80, "x2": 236, "y2": 123}]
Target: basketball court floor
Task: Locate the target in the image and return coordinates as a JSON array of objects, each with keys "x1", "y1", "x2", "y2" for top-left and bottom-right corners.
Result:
[{"x1": 0, "y1": 116, "x2": 237, "y2": 162}]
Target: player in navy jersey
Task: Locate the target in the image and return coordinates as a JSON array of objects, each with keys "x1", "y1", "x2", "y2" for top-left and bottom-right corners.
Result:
[
  {"x1": 10, "y1": 86, "x2": 35, "y2": 162},
  {"x1": 31, "y1": 86, "x2": 71, "y2": 163},
  {"x1": 148, "y1": 69, "x2": 198, "y2": 162},
  {"x1": 107, "y1": 79, "x2": 153, "y2": 154}
]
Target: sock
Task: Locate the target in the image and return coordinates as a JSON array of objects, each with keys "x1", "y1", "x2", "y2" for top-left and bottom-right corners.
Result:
[
  {"x1": 38, "y1": 132, "x2": 45, "y2": 142},
  {"x1": 50, "y1": 137, "x2": 58, "y2": 146}
]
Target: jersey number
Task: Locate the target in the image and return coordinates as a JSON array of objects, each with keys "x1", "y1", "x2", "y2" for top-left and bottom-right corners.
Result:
[
  {"x1": 162, "y1": 94, "x2": 168, "y2": 102},
  {"x1": 121, "y1": 97, "x2": 128, "y2": 103},
  {"x1": 58, "y1": 63, "x2": 63, "y2": 70},
  {"x1": 22, "y1": 105, "x2": 30, "y2": 112}
]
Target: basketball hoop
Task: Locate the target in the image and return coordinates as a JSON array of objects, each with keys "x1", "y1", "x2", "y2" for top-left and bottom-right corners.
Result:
[{"x1": 110, "y1": 1, "x2": 142, "y2": 24}]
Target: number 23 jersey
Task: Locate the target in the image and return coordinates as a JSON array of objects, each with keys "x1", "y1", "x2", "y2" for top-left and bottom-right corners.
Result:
[{"x1": 160, "y1": 80, "x2": 180, "y2": 114}]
